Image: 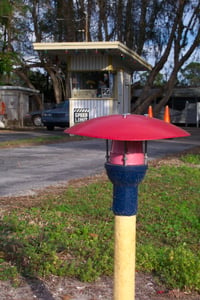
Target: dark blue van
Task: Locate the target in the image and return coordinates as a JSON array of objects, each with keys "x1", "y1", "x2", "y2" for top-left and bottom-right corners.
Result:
[{"x1": 42, "y1": 100, "x2": 69, "y2": 130}]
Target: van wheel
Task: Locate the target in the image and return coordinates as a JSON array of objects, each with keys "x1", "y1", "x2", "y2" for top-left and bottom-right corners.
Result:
[
  {"x1": 47, "y1": 125, "x2": 54, "y2": 131},
  {"x1": 32, "y1": 115, "x2": 42, "y2": 127}
]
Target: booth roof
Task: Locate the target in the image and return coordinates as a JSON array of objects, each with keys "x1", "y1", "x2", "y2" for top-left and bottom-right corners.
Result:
[
  {"x1": 0, "y1": 86, "x2": 40, "y2": 94},
  {"x1": 33, "y1": 41, "x2": 152, "y2": 72}
]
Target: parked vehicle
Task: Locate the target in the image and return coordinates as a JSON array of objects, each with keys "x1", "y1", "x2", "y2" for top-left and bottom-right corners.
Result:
[
  {"x1": 41, "y1": 100, "x2": 70, "y2": 130},
  {"x1": 24, "y1": 111, "x2": 43, "y2": 127}
]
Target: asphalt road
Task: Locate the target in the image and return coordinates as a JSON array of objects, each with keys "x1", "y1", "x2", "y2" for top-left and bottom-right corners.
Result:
[{"x1": 0, "y1": 127, "x2": 199, "y2": 197}]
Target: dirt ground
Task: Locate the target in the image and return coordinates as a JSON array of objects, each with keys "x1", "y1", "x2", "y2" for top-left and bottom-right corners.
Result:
[
  {"x1": 1, "y1": 272, "x2": 200, "y2": 300},
  {"x1": 0, "y1": 147, "x2": 200, "y2": 300}
]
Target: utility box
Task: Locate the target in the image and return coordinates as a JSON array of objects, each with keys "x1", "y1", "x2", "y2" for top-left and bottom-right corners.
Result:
[{"x1": 0, "y1": 86, "x2": 39, "y2": 128}]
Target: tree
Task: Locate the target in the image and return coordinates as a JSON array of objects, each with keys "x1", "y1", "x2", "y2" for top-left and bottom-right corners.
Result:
[
  {"x1": 138, "y1": 71, "x2": 166, "y2": 87},
  {"x1": 24, "y1": 0, "x2": 78, "y2": 103},
  {"x1": 0, "y1": 0, "x2": 17, "y2": 84},
  {"x1": 0, "y1": 0, "x2": 45, "y2": 107},
  {"x1": 180, "y1": 62, "x2": 200, "y2": 86},
  {"x1": 2, "y1": 0, "x2": 199, "y2": 113},
  {"x1": 132, "y1": 0, "x2": 200, "y2": 115}
]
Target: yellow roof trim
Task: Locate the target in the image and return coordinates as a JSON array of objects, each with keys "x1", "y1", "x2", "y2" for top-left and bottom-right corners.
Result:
[{"x1": 33, "y1": 41, "x2": 152, "y2": 71}]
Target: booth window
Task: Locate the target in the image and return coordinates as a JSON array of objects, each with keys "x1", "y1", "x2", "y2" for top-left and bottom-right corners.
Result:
[{"x1": 71, "y1": 71, "x2": 114, "y2": 98}]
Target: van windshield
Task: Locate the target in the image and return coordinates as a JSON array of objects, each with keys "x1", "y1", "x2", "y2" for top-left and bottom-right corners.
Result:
[{"x1": 55, "y1": 102, "x2": 65, "y2": 108}]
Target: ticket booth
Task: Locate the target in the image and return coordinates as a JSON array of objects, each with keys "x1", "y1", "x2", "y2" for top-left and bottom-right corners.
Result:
[{"x1": 33, "y1": 41, "x2": 151, "y2": 126}]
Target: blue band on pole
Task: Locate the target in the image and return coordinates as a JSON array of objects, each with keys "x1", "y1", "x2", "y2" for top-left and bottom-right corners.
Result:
[{"x1": 105, "y1": 163, "x2": 148, "y2": 216}]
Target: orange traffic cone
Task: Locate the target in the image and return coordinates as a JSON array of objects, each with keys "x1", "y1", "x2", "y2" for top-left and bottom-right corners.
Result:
[
  {"x1": 148, "y1": 105, "x2": 153, "y2": 118},
  {"x1": 164, "y1": 105, "x2": 170, "y2": 123}
]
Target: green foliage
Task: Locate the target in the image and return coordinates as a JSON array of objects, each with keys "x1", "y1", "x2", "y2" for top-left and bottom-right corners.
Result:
[
  {"x1": 137, "y1": 164, "x2": 200, "y2": 291},
  {"x1": 0, "y1": 135, "x2": 90, "y2": 148},
  {"x1": 0, "y1": 258, "x2": 19, "y2": 285},
  {"x1": 0, "y1": 154, "x2": 200, "y2": 292},
  {"x1": 0, "y1": 0, "x2": 29, "y2": 85},
  {"x1": 180, "y1": 62, "x2": 200, "y2": 87},
  {"x1": 180, "y1": 153, "x2": 200, "y2": 165},
  {"x1": 157, "y1": 246, "x2": 200, "y2": 291},
  {"x1": 139, "y1": 71, "x2": 166, "y2": 87},
  {"x1": 0, "y1": 181, "x2": 114, "y2": 281},
  {"x1": 0, "y1": 0, "x2": 12, "y2": 21},
  {"x1": 0, "y1": 52, "x2": 19, "y2": 83},
  {"x1": 137, "y1": 244, "x2": 200, "y2": 291}
]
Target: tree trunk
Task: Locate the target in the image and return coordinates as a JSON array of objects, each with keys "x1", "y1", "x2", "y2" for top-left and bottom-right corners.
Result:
[
  {"x1": 137, "y1": 0, "x2": 147, "y2": 55},
  {"x1": 153, "y1": 71, "x2": 178, "y2": 116},
  {"x1": 14, "y1": 69, "x2": 43, "y2": 110},
  {"x1": 132, "y1": 87, "x2": 163, "y2": 114},
  {"x1": 44, "y1": 66, "x2": 63, "y2": 103}
]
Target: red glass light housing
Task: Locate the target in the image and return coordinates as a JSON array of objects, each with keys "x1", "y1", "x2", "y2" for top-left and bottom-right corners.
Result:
[{"x1": 65, "y1": 114, "x2": 190, "y2": 141}]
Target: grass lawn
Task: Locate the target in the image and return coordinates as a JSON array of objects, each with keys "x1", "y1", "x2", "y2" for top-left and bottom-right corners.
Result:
[
  {"x1": 0, "y1": 134, "x2": 88, "y2": 148},
  {"x1": 0, "y1": 149, "x2": 199, "y2": 292}
]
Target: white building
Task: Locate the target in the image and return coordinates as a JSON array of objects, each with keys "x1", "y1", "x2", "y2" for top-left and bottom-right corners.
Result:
[
  {"x1": 0, "y1": 86, "x2": 39, "y2": 127},
  {"x1": 33, "y1": 41, "x2": 151, "y2": 126}
]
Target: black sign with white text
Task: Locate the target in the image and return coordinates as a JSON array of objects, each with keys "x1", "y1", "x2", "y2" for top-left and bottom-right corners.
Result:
[{"x1": 74, "y1": 108, "x2": 90, "y2": 123}]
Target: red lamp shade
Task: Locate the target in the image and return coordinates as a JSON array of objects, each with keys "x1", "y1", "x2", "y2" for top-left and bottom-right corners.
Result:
[{"x1": 65, "y1": 114, "x2": 190, "y2": 141}]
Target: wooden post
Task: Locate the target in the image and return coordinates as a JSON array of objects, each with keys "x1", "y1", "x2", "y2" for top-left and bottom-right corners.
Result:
[{"x1": 114, "y1": 215, "x2": 136, "y2": 300}]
